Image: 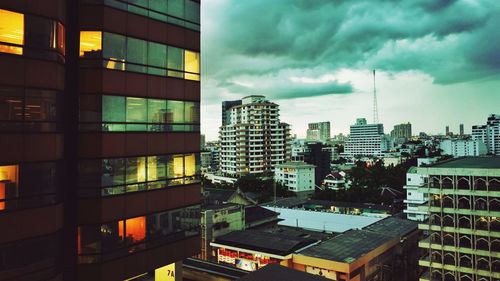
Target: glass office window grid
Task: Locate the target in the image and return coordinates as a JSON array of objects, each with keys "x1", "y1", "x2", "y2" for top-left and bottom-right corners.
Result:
[
  {"x1": 0, "y1": 162, "x2": 59, "y2": 212},
  {"x1": 79, "y1": 153, "x2": 200, "y2": 197},
  {"x1": 77, "y1": 205, "x2": 200, "y2": 263},
  {"x1": 0, "y1": 86, "x2": 62, "y2": 132},
  {"x1": 0, "y1": 9, "x2": 65, "y2": 61},
  {"x1": 96, "y1": 95, "x2": 199, "y2": 132},
  {"x1": 82, "y1": 0, "x2": 200, "y2": 31},
  {"x1": 79, "y1": 31, "x2": 200, "y2": 81}
]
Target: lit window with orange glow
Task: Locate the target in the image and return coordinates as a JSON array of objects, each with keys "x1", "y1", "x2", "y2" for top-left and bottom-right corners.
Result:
[
  {"x1": 184, "y1": 50, "x2": 200, "y2": 81},
  {"x1": 125, "y1": 216, "x2": 146, "y2": 243},
  {"x1": 0, "y1": 9, "x2": 24, "y2": 55},
  {"x1": 79, "y1": 31, "x2": 102, "y2": 57},
  {"x1": 0, "y1": 165, "x2": 19, "y2": 211}
]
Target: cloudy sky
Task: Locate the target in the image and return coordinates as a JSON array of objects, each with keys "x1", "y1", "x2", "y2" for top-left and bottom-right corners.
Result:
[{"x1": 200, "y1": 0, "x2": 500, "y2": 141}]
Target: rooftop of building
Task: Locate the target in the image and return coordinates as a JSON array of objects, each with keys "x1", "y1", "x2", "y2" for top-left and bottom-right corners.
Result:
[
  {"x1": 427, "y1": 157, "x2": 500, "y2": 169},
  {"x1": 202, "y1": 203, "x2": 242, "y2": 211},
  {"x1": 276, "y1": 161, "x2": 316, "y2": 168},
  {"x1": 262, "y1": 197, "x2": 392, "y2": 212},
  {"x1": 212, "y1": 227, "x2": 328, "y2": 256},
  {"x1": 238, "y1": 264, "x2": 329, "y2": 281},
  {"x1": 245, "y1": 205, "x2": 279, "y2": 225},
  {"x1": 298, "y1": 217, "x2": 418, "y2": 263}
]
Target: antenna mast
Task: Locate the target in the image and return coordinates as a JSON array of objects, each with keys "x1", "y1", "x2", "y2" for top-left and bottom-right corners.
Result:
[{"x1": 373, "y1": 69, "x2": 379, "y2": 124}]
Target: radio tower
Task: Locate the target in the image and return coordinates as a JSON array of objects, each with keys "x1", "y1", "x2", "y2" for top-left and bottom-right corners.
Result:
[{"x1": 372, "y1": 69, "x2": 379, "y2": 124}]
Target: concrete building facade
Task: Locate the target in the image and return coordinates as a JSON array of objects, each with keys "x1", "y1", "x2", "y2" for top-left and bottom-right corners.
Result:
[
  {"x1": 307, "y1": 121, "x2": 331, "y2": 141},
  {"x1": 275, "y1": 161, "x2": 315, "y2": 194},
  {"x1": 343, "y1": 118, "x2": 388, "y2": 159},
  {"x1": 439, "y1": 139, "x2": 487, "y2": 157},
  {"x1": 472, "y1": 114, "x2": 500, "y2": 155},
  {"x1": 219, "y1": 95, "x2": 291, "y2": 177}
]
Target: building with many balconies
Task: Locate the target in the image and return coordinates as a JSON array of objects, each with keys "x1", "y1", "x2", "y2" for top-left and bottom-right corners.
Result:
[
  {"x1": 416, "y1": 157, "x2": 500, "y2": 281},
  {"x1": 219, "y1": 95, "x2": 291, "y2": 177}
]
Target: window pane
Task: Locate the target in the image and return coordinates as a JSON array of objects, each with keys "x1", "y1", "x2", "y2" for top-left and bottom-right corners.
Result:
[
  {"x1": 126, "y1": 97, "x2": 147, "y2": 131},
  {"x1": 102, "y1": 96, "x2": 125, "y2": 122},
  {"x1": 56, "y1": 23, "x2": 65, "y2": 55},
  {"x1": 127, "y1": 37, "x2": 147, "y2": 72},
  {"x1": 0, "y1": 165, "x2": 19, "y2": 211},
  {"x1": 184, "y1": 50, "x2": 200, "y2": 81},
  {"x1": 19, "y1": 162, "x2": 57, "y2": 196},
  {"x1": 103, "y1": 32, "x2": 126, "y2": 70},
  {"x1": 128, "y1": 0, "x2": 148, "y2": 15},
  {"x1": 167, "y1": 154, "x2": 184, "y2": 178},
  {"x1": 102, "y1": 158, "x2": 125, "y2": 186},
  {"x1": 148, "y1": 99, "x2": 166, "y2": 131},
  {"x1": 147, "y1": 41, "x2": 166, "y2": 68},
  {"x1": 0, "y1": 9, "x2": 24, "y2": 55},
  {"x1": 167, "y1": 100, "x2": 184, "y2": 123},
  {"x1": 185, "y1": 0, "x2": 200, "y2": 24},
  {"x1": 126, "y1": 157, "x2": 146, "y2": 184},
  {"x1": 0, "y1": 87, "x2": 24, "y2": 125},
  {"x1": 79, "y1": 31, "x2": 102, "y2": 58},
  {"x1": 101, "y1": 221, "x2": 123, "y2": 252},
  {"x1": 25, "y1": 15, "x2": 56, "y2": 50},
  {"x1": 184, "y1": 102, "x2": 199, "y2": 123},
  {"x1": 150, "y1": 0, "x2": 167, "y2": 13},
  {"x1": 168, "y1": 0, "x2": 184, "y2": 18},
  {"x1": 184, "y1": 154, "x2": 195, "y2": 177},
  {"x1": 167, "y1": 46, "x2": 183, "y2": 72},
  {"x1": 78, "y1": 226, "x2": 101, "y2": 254},
  {"x1": 24, "y1": 89, "x2": 57, "y2": 122},
  {"x1": 147, "y1": 156, "x2": 167, "y2": 181},
  {"x1": 125, "y1": 216, "x2": 146, "y2": 244}
]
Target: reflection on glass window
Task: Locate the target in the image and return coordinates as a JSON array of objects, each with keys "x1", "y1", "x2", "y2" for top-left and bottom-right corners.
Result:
[
  {"x1": 167, "y1": 46, "x2": 184, "y2": 78},
  {"x1": 100, "y1": 95, "x2": 199, "y2": 132},
  {"x1": 0, "y1": 9, "x2": 24, "y2": 55},
  {"x1": 167, "y1": 100, "x2": 184, "y2": 123},
  {"x1": 80, "y1": 31, "x2": 102, "y2": 57},
  {"x1": 103, "y1": 32, "x2": 126, "y2": 70}
]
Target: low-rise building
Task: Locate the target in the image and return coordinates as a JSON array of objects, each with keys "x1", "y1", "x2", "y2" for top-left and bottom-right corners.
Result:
[
  {"x1": 201, "y1": 204, "x2": 246, "y2": 261},
  {"x1": 211, "y1": 217, "x2": 419, "y2": 281},
  {"x1": 275, "y1": 161, "x2": 315, "y2": 195},
  {"x1": 211, "y1": 227, "x2": 328, "y2": 272},
  {"x1": 294, "y1": 217, "x2": 419, "y2": 281},
  {"x1": 321, "y1": 172, "x2": 348, "y2": 190}
]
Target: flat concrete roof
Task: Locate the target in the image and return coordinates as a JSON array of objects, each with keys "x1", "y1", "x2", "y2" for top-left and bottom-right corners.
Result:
[
  {"x1": 428, "y1": 157, "x2": 500, "y2": 169},
  {"x1": 298, "y1": 217, "x2": 417, "y2": 263},
  {"x1": 238, "y1": 264, "x2": 329, "y2": 281}
]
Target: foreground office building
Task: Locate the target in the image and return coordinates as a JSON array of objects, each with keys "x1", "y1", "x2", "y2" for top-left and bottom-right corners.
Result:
[
  {"x1": 0, "y1": 1, "x2": 201, "y2": 280},
  {"x1": 417, "y1": 157, "x2": 500, "y2": 281}
]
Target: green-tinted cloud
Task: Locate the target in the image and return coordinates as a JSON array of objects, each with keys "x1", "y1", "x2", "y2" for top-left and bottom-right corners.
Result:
[{"x1": 202, "y1": 0, "x2": 500, "y2": 104}]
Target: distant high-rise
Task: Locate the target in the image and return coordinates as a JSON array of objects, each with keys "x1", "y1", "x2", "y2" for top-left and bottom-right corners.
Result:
[
  {"x1": 219, "y1": 95, "x2": 291, "y2": 177},
  {"x1": 459, "y1": 123, "x2": 464, "y2": 136},
  {"x1": 306, "y1": 121, "x2": 331, "y2": 141},
  {"x1": 445, "y1": 125, "x2": 450, "y2": 136},
  {"x1": 342, "y1": 118, "x2": 388, "y2": 159},
  {"x1": 221, "y1": 100, "x2": 242, "y2": 126},
  {"x1": 472, "y1": 114, "x2": 500, "y2": 155},
  {"x1": 390, "y1": 122, "x2": 412, "y2": 140}
]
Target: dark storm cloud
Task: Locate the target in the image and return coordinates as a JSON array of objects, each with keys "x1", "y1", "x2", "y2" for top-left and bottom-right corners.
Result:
[{"x1": 202, "y1": 0, "x2": 500, "y2": 102}]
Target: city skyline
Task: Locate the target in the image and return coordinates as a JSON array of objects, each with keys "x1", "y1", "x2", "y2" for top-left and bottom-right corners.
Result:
[{"x1": 201, "y1": 0, "x2": 500, "y2": 140}]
